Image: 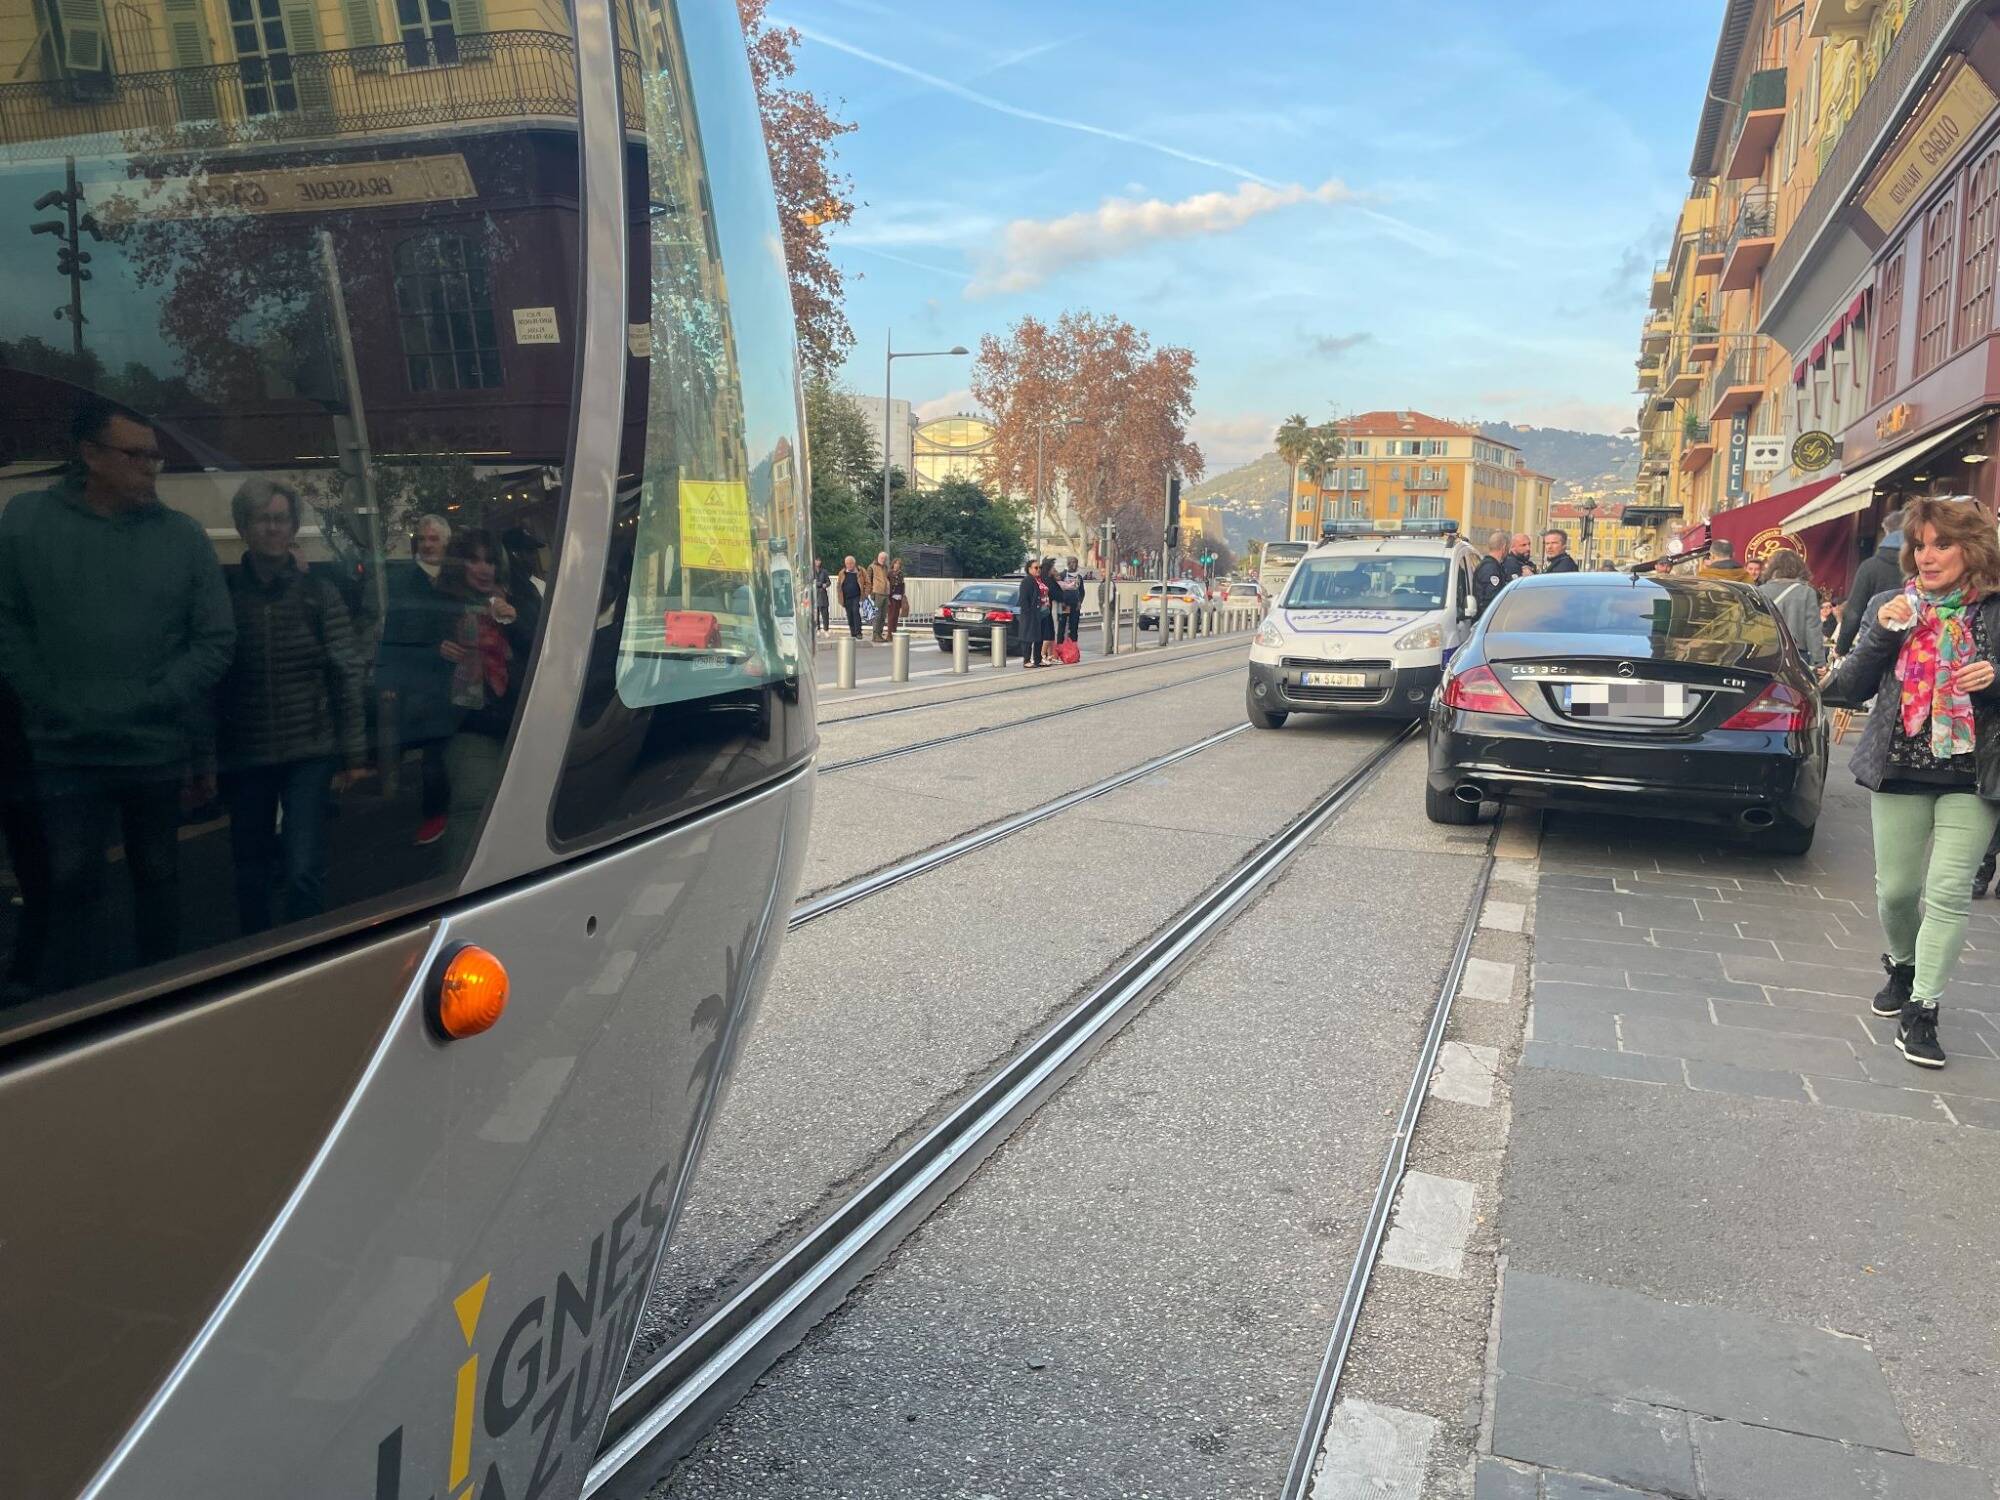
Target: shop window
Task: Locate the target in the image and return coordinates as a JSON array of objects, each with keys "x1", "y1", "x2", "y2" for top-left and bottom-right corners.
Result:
[
  {"x1": 393, "y1": 234, "x2": 503, "y2": 392},
  {"x1": 1957, "y1": 149, "x2": 2000, "y2": 349},
  {"x1": 1916, "y1": 195, "x2": 1956, "y2": 376},
  {"x1": 1873, "y1": 245, "x2": 1905, "y2": 406}
]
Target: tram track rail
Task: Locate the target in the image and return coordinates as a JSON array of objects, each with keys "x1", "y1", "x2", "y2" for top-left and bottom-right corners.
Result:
[
  {"x1": 821, "y1": 636, "x2": 1249, "y2": 725},
  {"x1": 584, "y1": 720, "x2": 1420, "y2": 1499},
  {"x1": 1279, "y1": 818, "x2": 1500, "y2": 1499}
]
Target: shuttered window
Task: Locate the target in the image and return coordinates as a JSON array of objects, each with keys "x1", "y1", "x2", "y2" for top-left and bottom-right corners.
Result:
[
  {"x1": 1957, "y1": 149, "x2": 2000, "y2": 351},
  {"x1": 394, "y1": 234, "x2": 503, "y2": 391},
  {"x1": 54, "y1": 0, "x2": 110, "y2": 73},
  {"x1": 1915, "y1": 194, "x2": 1957, "y2": 376},
  {"x1": 1873, "y1": 245, "x2": 1906, "y2": 406}
]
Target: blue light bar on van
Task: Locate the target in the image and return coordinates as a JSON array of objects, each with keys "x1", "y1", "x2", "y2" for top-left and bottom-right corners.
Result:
[
  {"x1": 1320, "y1": 518, "x2": 1460, "y2": 540},
  {"x1": 1321, "y1": 521, "x2": 1377, "y2": 539}
]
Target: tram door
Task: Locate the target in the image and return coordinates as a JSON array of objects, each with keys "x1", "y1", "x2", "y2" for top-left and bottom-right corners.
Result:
[{"x1": 0, "y1": 0, "x2": 813, "y2": 1495}]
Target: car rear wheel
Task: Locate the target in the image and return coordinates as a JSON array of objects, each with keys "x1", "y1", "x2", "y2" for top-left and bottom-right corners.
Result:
[
  {"x1": 1766, "y1": 820, "x2": 1816, "y2": 856},
  {"x1": 1425, "y1": 781, "x2": 1481, "y2": 825},
  {"x1": 937, "y1": 640, "x2": 953, "y2": 652}
]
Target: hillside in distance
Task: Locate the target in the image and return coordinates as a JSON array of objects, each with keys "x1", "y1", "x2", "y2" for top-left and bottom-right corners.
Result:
[{"x1": 1186, "y1": 423, "x2": 1639, "y2": 552}]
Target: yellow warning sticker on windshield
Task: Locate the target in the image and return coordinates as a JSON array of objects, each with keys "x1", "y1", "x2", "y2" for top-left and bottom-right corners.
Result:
[{"x1": 679, "y1": 478, "x2": 752, "y2": 571}]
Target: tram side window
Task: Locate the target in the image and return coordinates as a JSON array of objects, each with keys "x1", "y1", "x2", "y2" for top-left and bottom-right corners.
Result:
[
  {"x1": 549, "y1": 0, "x2": 811, "y2": 846},
  {"x1": 0, "y1": 0, "x2": 584, "y2": 1029}
]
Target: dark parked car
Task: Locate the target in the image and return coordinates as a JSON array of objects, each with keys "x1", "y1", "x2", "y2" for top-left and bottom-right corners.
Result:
[
  {"x1": 1426, "y1": 573, "x2": 1826, "y2": 854},
  {"x1": 933, "y1": 581, "x2": 1023, "y2": 656}
]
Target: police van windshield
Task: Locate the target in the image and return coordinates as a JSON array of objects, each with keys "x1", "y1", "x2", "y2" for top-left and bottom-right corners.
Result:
[{"x1": 1284, "y1": 556, "x2": 1449, "y2": 611}]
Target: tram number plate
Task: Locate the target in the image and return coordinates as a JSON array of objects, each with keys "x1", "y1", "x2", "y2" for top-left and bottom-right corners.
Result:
[{"x1": 1301, "y1": 670, "x2": 1367, "y2": 688}]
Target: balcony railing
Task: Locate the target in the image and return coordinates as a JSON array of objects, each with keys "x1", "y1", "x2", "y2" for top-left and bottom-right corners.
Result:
[
  {"x1": 1728, "y1": 186, "x2": 1777, "y2": 250},
  {"x1": 1725, "y1": 67, "x2": 1789, "y2": 178},
  {"x1": 0, "y1": 30, "x2": 643, "y2": 161}
]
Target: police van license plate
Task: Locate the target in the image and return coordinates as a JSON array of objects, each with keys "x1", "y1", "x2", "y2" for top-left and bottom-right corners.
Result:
[{"x1": 1301, "y1": 670, "x2": 1367, "y2": 688}]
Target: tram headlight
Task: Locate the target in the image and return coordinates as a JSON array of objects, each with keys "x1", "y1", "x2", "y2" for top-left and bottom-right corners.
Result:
[{"x1": 1395, "y1": 623, "x2": 1443, "y2": 652}]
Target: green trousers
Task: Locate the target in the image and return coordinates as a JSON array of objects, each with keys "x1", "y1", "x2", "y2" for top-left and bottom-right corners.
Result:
[{"x1": 1871, "y1": 789, "x2": 2000, "y2": 1006}]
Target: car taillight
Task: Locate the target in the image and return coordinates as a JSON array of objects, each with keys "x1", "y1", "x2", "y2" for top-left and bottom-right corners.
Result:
[
  {"x1": 938, "y1": 605, "x2": 953, "y2": 618},
  {"x1": 1443, "y1": 665, "x2": 1527, "y2": 716},
  {"x1": 987, "y1": 608, "x2": 1015, "y2": 623},
  {"x1": 1720, "y1": 682, "x2": 1810, "y2": 732}
]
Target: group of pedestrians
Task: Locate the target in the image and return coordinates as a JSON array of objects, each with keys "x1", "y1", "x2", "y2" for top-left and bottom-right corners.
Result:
[
  {"x1": 815, "y1": 552, "x2": 907, "y2": 644},
  {"x1": 1015, "y1": 556, "x2": 1084, "y2": 669},
  {"x1": 1471, "y1": 528, "x2": 1579, "y2": 610},
  {"x1": 0, "y1": 399, "x2": 542, "y2": 1001}
]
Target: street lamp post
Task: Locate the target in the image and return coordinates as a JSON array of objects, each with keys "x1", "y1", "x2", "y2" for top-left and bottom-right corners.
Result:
[
  {"x1": 883, "y1": 331, "x2": 969, "y2": 556},
  {"x1": 1582, "y1": 498, "x2": 1599, "y2": 569}
]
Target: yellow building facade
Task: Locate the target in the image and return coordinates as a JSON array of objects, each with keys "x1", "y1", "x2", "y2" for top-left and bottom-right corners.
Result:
[{"x1": 1289, "y1": 411, "x2": 1525, "y2": 541}]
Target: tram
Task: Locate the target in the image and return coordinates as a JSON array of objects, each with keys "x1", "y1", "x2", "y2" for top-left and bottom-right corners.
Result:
[{"x1": 0, "y1": 1, "x2": 812, "y2": 1496}]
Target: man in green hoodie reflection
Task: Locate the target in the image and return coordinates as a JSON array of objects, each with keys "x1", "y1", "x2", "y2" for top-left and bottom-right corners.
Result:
[{"x1": 0, "y1": 400, "x2": 234, "y2": 991}]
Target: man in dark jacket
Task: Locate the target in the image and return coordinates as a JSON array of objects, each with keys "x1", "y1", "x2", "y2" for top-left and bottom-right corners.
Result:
[
  {"x1": 1472, "y1": 531, "x2": 1508, "y2": 613},
  {"x1": 1502, "y1": 533, "x2": 1537, "y2": 582},
  {"x1": 1542, "y1": 528, "x2": 1580, "y2": 573},
  {"x1": 376, "y1": 513, "x2": 457, "y2": 845},
  {"x1": 1837, "y1": 509, "x2": 1906, "y2": 656},
  {"x1": 837, "y1": 555, "x2": 865, "y2": 640},
  {"x1": 219, "y1": 479, "x2": 367, "y2": 934},
  {"x1": 0, "y1": 400, "x2": 233, "y2": 988}
]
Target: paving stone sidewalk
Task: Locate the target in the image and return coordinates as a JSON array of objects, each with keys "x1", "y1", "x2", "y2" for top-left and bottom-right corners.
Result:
[{"x1": 1483, "y1": 747, "x2": 2000, "y2": 1500}]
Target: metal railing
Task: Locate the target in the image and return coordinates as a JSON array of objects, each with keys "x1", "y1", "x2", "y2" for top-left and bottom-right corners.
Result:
[
  {"x1": 1768, "y1": 0, "x2": 1962, "y2": 300},
  {"x1": 1724, "y1": 66, "x2": 1788, "y2": 171},
  {"x1": 1727, "y1": 186, "x2": 1776, "y2": 254},
  {"x1": 1682, "y1": 418, "x2": 1713, "y2": 446},
  {"x1": 1689, "y1": 308, "x2": 1720, "y2": 338},
  {"x1": 0, "y1": 30, "x2": 642, "y2": 160}
]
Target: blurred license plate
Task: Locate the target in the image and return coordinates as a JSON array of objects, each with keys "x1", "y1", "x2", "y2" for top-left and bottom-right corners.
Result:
[
  {"x1": 1562, "y1": 682, "x2": 1688, "y2": 717},
  {"x1": 1302, "y1": 670, "x2": 1367, "y2": 688},
  {"x1": 962, "y1": 610, "x2": 987, "y2": 621}
]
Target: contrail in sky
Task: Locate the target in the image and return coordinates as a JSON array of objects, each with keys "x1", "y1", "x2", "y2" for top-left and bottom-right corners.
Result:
[{"x1": 777, "y1": 19, "x2": 1280, "y2": 187}]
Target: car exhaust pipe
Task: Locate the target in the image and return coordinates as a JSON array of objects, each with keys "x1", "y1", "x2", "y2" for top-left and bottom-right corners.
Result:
[
  {"x1": 1740, "y1": 807, "x2": 1776, "y2": 829},
  {"x1": 1454, "y1": 782, "x2": 1485, "y2": 806}
]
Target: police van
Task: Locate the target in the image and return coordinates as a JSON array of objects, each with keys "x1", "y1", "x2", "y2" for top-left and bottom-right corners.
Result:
[{"x1": 1246, "y1": 520, "x2": 1484, "y2": 727}]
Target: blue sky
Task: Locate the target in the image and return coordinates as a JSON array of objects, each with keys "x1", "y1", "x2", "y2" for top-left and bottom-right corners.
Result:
[{"x1": 791, "y1": 0, "x2": 1728, "y2": 473}]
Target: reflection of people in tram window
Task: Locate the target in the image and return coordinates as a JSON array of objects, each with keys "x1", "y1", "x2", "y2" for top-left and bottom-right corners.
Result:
[
  {"x1": 0, "y1": 674, "x2": 48, "y2": 1005},
  {"x1": 433, "y1": 529, "x2": 539, "y2": 868},
  {"x1": 0, "y1": 400, "x2": 234, "y2": 991},
  {"x1": 217, "y1": 480, "x2": 368, "y2": 935},
  {"x1": 502, "y1": 526, "x2": 550, "y2": 599},
  {"x1": 376, "y1": 513, "x2": 458, "y2": 848}
]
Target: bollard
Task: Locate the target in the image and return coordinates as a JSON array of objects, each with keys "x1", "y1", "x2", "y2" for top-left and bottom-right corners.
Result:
[
  {"x1": 891, "y1": 630, "x2": 910, "y2": 683},
  {"x1": 991, "y1": 625, "x2": 1007, "y2": 668},
  {"x1": 953, "y1": 626, "x2": 970, "y2": 674},
  {"x1": 836, "y1": 633, "x2": 856, "y2": 690},
  {"x1": 1101, "y1": 601, "x2": 1115, "y2": 657}
]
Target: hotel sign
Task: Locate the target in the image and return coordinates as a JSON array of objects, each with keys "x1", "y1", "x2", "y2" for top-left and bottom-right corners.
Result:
[
  {"x1": 89, "y1": 154, "x2": 477, "y2": 222},
  {"x1": 1860, "y1": 61, "x2": 1999, "y2": 232}
]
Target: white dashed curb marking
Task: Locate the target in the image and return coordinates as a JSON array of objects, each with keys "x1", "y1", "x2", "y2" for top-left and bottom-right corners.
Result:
[
  {"x1": 1381, "y1": 1171, "x2": 1477, "y2": 1280},
  {"x1": 1459, "y1": 956, "x2": 1515, "y2": 1004},
  {"x1": 1430, "y1": 1040, "x2": 1501, "y2": 1108},
  {"x1": 1309, "y1": 1398, "x2": 1438, "y2": 1500}
]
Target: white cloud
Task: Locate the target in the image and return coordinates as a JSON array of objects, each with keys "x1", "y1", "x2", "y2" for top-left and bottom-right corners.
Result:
[
  {"x1": 915, "y1": 388, "x2": 976, "y2": 421},
  {"x1": 968, "y1": 179, "x2": 1356, "y2": 297},
  {"x1": 1189, "y1": 410, "x2": 1280, "y2": 471}
]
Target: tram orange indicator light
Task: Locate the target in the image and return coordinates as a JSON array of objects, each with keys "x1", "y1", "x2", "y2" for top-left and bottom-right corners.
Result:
[{"x1": 430, "y1": 946, "x2": 509, "y2": 1040}]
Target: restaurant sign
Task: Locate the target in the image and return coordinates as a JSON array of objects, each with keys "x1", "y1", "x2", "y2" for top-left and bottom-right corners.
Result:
[
  {"x1": 1792, "y1": 430, "x2": 1837, "y2": 471},
  {"x1": 1860, "y1": 60, "x2": 1999, "y2": 233},
  {"x1": 88, "y1": 154, "x2": 478, "y2": 223}
]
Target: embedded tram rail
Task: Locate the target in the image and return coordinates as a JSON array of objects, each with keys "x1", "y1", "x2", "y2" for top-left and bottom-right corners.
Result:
[{"x1": 583, "y1": 722, "x2": 1424, "y2": 1497}]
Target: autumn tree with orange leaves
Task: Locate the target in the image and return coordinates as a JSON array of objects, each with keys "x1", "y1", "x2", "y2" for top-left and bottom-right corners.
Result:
[
  {"x1": 739, "y1": 0, "x2": 856, "y2": 377},
  {"x1": 971, "y1": 312, "x2": 1204, "y2": 553}
]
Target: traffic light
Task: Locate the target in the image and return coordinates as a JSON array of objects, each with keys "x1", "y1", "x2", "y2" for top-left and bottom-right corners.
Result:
[{"x1": 1166, "y1": 475, "x2": 1182, "y2": 551}]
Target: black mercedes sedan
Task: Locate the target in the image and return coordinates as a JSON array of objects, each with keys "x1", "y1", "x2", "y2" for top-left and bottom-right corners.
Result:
[
  {"x1": 932, "y1": 581, "x2": 1023, "y2": 656},
  {"x1": 1426, "y1": 573, "x2": 1826, "y2": 854}
]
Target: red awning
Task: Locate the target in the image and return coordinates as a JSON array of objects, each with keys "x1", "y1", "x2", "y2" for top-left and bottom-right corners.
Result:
[
  {"x1": 1676, "y1": 522, "x2": 1709, "y2": 553},
  {"x1": 1706, "y1": 476, "x2": 1859, "y2": 593}
]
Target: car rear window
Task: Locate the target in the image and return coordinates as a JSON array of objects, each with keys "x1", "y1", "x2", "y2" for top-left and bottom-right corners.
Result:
[
  {"x1": 956, "y1": 584, "x2": 1017, "y2": 603},
  {"x1": 1488, "y1": 582, "x2": 1783, "y2": 660}
]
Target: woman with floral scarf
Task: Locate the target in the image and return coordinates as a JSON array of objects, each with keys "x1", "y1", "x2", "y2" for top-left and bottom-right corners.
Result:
[{"x1": 1823, "y1": 495, "x2": 2000, "y2": 1068}]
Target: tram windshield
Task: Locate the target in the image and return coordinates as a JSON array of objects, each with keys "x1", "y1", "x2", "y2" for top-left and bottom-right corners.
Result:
[{"x1": 0, "y1": 0, "x2": 586, "y2": 1031}]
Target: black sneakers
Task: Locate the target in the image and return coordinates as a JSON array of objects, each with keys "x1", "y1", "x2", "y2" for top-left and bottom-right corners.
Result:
[
  {"x1": 1896, "y1": 1002, "x2": 1947, "y2": 1069},
  {"x1": 1872, "y1": 955, "x2": 1915, "y2": 1018}
]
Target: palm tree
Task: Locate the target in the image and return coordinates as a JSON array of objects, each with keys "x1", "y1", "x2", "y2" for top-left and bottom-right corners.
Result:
[
  {"x1": 1274, "y1": 413, "x2": 1312, "y2": 540},
  {"x1": 1305, "y1": 425, "x2": 1345, "y2": 533}
]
